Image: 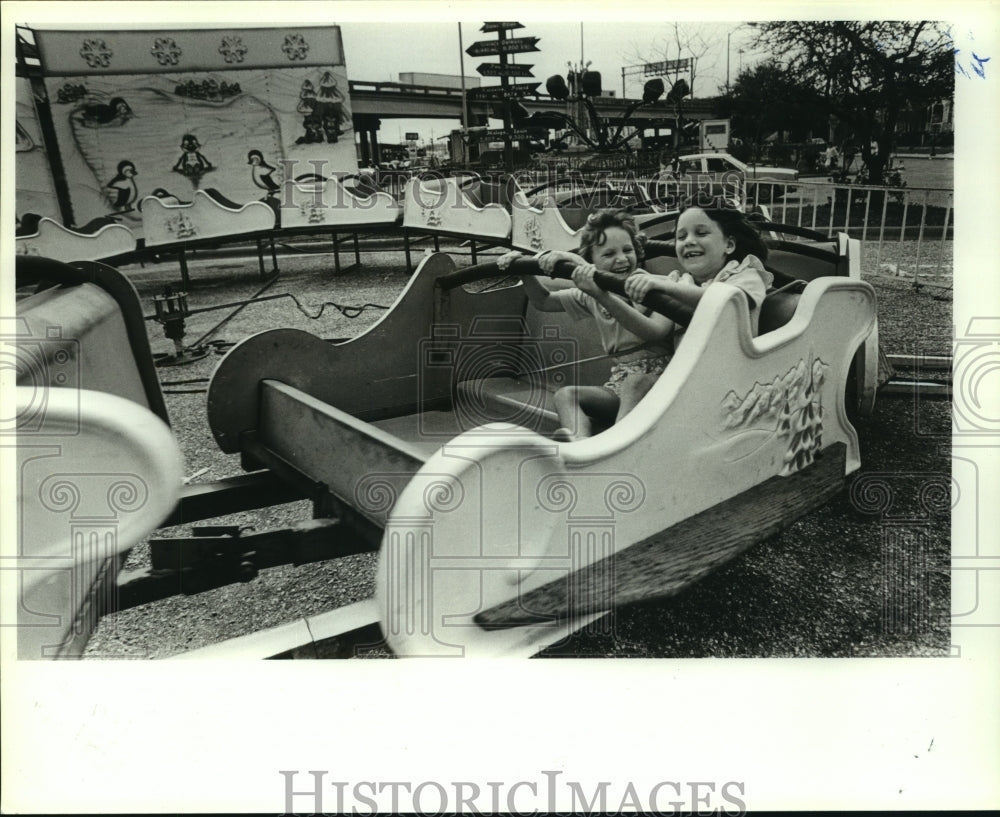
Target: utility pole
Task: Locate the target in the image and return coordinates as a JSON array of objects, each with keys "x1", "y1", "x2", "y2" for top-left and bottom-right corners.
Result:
[
  {"x1": 726, "y1": 32, "x2": 731, "y2": 93},
  {"x1": 498, "y1": 27, "x2": 514, "y2": 173},
  {"x1": 458, "y1": 23, "x2": 467, "y2": 130}
]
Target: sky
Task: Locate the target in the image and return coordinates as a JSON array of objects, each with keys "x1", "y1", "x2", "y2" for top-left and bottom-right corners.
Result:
[{"x1": 338, "y1": 20, "x2": 760, "y2": 145}]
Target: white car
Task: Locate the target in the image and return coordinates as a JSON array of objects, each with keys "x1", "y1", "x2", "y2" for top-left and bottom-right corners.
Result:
[{"x1": 662, "y1": 152, "x2": 799, "y2": 201}]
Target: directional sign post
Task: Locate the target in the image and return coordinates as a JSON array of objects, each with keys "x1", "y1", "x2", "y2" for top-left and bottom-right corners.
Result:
[
  {"x1": 478, "y1": 128, "x2": 530, "y2": 141},
  {"x1": 480, "y1": 22, "x2": 524, "y2": 33},
  {"x1": 477, "y1": 62, "x2": 535, "y2": 78},
  {"x1": 465, "y1": 36, "x2": 540, "y2": 57},
  {"x1": 467, "y1": 83, "x2": 540, "y2": 101},
  {"x1": 465, "y1": 22, "x2": 540, "y2": 171}
]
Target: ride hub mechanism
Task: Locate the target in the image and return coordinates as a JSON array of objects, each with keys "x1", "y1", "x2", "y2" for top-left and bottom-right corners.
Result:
[{"x1": 152, "y1": 286, "x2": 210, "y2": 366}]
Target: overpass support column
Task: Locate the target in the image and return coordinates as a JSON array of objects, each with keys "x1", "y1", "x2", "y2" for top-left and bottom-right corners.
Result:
[{"x1": 354, "y1": 115, "x2": 382, "y2": 167}]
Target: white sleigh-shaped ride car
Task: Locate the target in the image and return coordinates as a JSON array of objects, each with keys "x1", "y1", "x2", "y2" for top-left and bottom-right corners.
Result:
[
  {"x1": 16, "y1": 213, "x2": 137, "y2": 263},
  {"x1": 203, "y1": 229, "x2": 877, "y2": 657}
]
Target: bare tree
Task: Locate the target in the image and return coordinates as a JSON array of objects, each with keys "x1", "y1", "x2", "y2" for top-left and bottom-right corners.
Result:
[
  {"x1": 625, "y1": 22, "x2": 728, "y2": 99},
  {"x1": 624, "y1": 23, "x2": 729, "y2": 162}
]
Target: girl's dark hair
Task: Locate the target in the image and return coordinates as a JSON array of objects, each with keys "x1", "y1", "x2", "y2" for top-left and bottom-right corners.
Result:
[
  {"x1": 578, "y1": 209, "x2": 647, "y2": 263},
  {"x1": 679, "y1": 204, "x2": 769, "y2": 263}
]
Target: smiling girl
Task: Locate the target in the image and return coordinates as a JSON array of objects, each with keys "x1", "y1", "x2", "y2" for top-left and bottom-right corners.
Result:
[
  {"x1": 624, "y1": 206, "x2": 773, "y2": 343},
  {"x1": 520, "y1": 210, "x2": 676, "y2": 441}
]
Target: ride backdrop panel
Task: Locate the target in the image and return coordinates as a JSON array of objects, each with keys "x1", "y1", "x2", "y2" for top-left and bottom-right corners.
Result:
[
  {"x1": 16, "y1": 76, "x2": 61, "y2": 224},
  {"x1": 31, "y1": 27, "x2": 356, "y2": 234}
]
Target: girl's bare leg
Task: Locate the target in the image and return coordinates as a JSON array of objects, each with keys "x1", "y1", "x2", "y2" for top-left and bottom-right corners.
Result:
[
  {"x1": 615, "y1": 373, "x2": 659, "y2": 422},
  {"x1": 553, "y1": 386, "x2": 619, "y2": 440}
]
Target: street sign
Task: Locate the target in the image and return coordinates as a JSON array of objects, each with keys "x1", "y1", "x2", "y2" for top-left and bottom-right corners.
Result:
[
  {"x1": 477, "y1": 62, "x2": 535, "y2": 77},
  {"x1": 405, "y1": 132, "x2": 419, "y2": 141},
  {"x1": 644, "y1": 58, "x2": 691, "y2": 75},
  {"x1": 467, "y1": 83, "x2": 540, "y2": 100},
  {"x1": 465, "y1": 36, "x2": 540, "y2": 57},
  {"x1": 480, "y1": 22, "x2": 524, "y2": 33},
  {"x1": 478, "y1": 128, "x2": 530, "y2": 141}
]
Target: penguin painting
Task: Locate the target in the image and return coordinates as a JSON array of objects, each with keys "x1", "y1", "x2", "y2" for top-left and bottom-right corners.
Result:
[
  {"x1": 106, "y1": 160, "x2": 139, "y2": 211},
  {"x1": 172, "y1": 134, "x2": 214, "y2": 185},
  {"x1": 81, "y1": 96, "x2": 134, "y2": 127},
  {"x1": 247, "y1": 149, "x2": 280, "y2": 197}
]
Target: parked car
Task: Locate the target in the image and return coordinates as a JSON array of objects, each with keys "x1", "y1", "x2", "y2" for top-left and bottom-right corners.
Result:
[{"x1": 658, "y1": 152, "x2": 799, "y2": 202}]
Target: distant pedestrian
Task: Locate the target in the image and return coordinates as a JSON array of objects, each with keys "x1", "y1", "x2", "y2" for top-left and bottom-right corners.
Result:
[
  {"x1": 843, "y1": 139, "x2": 857, "y2": 172},
  {"x1": 824, "y1": 144, "x2": 840, "y2": 171}
]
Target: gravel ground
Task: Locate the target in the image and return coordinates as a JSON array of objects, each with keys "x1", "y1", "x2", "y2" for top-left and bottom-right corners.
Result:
[{"x1": 82, "y1": 238, "x2": 952, "y2": 659}]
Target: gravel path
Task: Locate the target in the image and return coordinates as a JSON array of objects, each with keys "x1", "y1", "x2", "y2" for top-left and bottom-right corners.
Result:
[{"x1": 82, "y1": 241, "x2": 952, "y2": 659}]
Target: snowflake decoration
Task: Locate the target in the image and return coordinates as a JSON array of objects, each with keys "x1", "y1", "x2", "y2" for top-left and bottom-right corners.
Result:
[
  {"x1": 282, "y1": 33, "x2": 309, "y2": 61},
  {"x1": 151, "y1": 37, "x2": 182, "y2": 66},
  {"x1": 167, "y1": 213, "x2": 197, "y2": 240},
  {"x1": 523, "y1": 216, "x2": 544, "y2": 251},
  {"x1": 80, "y1": 39, "x2": 113, "y2": 69},
  {"x1": 301, "y1": 202, "x2": 327, "y2": 224},
  {"x1": 218, "y1": 35, "x2": 248, "y2": 64},
  {"x1": 421, "y1": 208, "x2": 442, "y2": 227}
]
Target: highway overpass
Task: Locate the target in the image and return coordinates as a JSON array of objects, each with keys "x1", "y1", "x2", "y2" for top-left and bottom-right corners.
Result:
[{"x1": 348, "y1": 80, "x2": 720, "y2": 164}]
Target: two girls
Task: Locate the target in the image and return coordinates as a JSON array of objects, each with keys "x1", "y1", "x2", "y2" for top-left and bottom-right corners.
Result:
[{"x1": 520, "y1": 205, "x2": 772, "y2": 441}]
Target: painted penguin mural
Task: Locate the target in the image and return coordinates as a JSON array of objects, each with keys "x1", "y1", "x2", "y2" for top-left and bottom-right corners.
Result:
[
  {"x1": 28, "y1": 28, "x2": 358, "y2": 231},
  {"x1": 106, "y1": 159, "x2": 140, "y2": 212},
  {"x1": 81, "y1": 96, "x2": 134, "y2": 127},
  {"x1": 173, "y1": 134, "x2": 215, "y2": 186},
  {"x1": 248, "y1": 149, "x2": 280, "y2": 197}
]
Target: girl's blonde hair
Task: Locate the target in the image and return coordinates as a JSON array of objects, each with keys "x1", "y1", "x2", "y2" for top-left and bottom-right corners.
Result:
[{"x1": 578, "y1": 209, "x2": 647, "y2": 263}]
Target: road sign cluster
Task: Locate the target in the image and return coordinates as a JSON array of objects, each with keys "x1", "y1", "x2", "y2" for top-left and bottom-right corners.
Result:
[
  {"x1": 466, "y1": 36, "x2": 540, "y2": 57},
  {"x1": 467, "y1": 22, "x2": 541, "y2": 101},
  {"x1": 477, "y1": 62, "x2": 534, "y2": 78},
  {"x1": 476, "y1": 128, "x2": 530, "y2": 141},
  {"x1": 467, "y1": 22, "x2": 541, "y2": 162},
  {"x1": 467, "y1": 83, "x2": 540, "y2": 101}
]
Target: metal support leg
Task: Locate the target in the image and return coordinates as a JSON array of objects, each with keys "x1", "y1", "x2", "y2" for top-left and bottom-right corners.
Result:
[
  {"x1": 256, "y1": 238, "x2": 266, "y2": 279},
  {"x1": 178, "y1": 249, "x2": 191, "y2": 289}
]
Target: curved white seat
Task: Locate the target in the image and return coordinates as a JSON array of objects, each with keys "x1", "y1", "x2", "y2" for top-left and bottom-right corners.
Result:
[
  {"x1": 280, "y1": 176, "x2": 401, "y2": 228},
  {"x1": 15, "y1": 218, "x2": 136, "y2": 263},
  {"x1": 13, "y1": 388, "x2": 184, "y2": 658},
  {"x1": 509, "y1": 189, "x2": 584, "y2": 253},
  {"x1": 376, "y1": 277, "x2": 877, "y2": 656},
  {"x1": 402, "y1": 176, "x2": 511, "y2": 239},
  {"x1": 140, "y1": 189, "x2": 275, "y2": 247}
]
